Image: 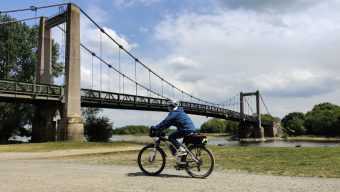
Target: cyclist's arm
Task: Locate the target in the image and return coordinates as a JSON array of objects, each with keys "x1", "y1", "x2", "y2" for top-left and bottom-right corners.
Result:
[{"x1": 155, "y1": 112, "x2": 176, "y2": 129}]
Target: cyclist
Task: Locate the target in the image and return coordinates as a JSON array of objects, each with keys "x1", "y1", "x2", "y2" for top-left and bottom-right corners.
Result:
[{"x1": 152, "y1": 99, "x2": 195, "y2": 156}]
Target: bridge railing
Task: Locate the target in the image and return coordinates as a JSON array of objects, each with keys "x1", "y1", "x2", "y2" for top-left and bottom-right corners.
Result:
[
  {"x1": 0, "y1": 79, "x2": 63, "y2": 101},
  {"x1": 81, "y1": 89, "x2": 168, "y2": 109},
  {"x1": 81, "y1": 88, "x2": 271, "y2": 126}
]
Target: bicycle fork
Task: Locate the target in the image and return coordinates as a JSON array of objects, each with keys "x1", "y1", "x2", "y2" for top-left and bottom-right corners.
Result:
[{"x1": 149, "y1": 141, "x2": 160, "y2": 162}]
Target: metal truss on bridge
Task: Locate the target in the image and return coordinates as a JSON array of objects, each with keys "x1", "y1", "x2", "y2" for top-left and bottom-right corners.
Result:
[{"x1": 0, "y1": 80, "x2": 272, "y2": 127}]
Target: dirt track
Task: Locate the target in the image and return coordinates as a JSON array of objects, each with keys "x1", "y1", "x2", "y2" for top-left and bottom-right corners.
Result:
[{"x1": 0, "y1": 150, "x2": 339, "y2": 192}]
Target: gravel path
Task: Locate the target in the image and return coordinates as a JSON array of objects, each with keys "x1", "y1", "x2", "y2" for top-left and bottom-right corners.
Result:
[
  {"x1": 0, "y1": 159, "x2": 339, "y2": 192},
  {"x1": 0, "y1": 147, "x2": 140, "y2": 160}
]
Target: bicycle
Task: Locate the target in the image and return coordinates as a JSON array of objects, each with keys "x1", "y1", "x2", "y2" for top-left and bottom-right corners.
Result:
[{"x1": 137, "y1": 128, "x2": 215, "y2": 178}]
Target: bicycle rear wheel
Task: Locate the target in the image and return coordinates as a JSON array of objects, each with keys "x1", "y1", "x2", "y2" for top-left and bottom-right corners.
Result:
[
  {"x1": 137, "y1": 144, "x2": 166, "y2": 176},
  {"x1": 184, "y1": 145, "x2": 215, "y2": 178}
]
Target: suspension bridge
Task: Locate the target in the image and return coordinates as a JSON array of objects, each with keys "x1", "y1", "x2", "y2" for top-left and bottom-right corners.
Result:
[{"x1": 0, "y1": 3, "x2": 274, "y2": 142}]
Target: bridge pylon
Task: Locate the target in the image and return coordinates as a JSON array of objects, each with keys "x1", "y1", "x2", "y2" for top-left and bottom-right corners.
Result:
[
  {"x1": 239, "y1": 90, "x2": 265, "y2": 140},
  {"x1": 32, "y1": 3, "x2": 84, "y2": 142}
]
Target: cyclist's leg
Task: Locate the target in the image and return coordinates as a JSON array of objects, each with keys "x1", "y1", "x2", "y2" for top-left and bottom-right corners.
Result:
[
  {"x1": 168, "y1": 130, "x2": 183, "y2": 149},
  {"x1": 169, "y1": 130, "x2": 192, "y2": 149}
]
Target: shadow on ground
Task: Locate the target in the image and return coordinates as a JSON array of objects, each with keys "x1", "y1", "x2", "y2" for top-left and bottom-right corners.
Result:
[{"x1": 127, "y1": 172, "x2": 191, "y2": 179}]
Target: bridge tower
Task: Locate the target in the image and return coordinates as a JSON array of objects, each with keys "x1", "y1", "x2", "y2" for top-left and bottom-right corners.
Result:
[
  {"x1": 32, "y1": 3, "x2": 83, "y2": 142},
  {"x1": 239, "y1": 90, "x2": 265, "y2": 139}
]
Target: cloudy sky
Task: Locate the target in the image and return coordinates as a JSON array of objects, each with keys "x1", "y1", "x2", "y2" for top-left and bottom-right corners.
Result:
[{"x1": 3, "y1": 0, "x2": 340, "y2": 128}]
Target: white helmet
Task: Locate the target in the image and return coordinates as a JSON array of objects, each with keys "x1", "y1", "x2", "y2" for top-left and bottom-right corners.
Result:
[{"x1": 167, "y1": 99, "x2": 179, "y2": 107}]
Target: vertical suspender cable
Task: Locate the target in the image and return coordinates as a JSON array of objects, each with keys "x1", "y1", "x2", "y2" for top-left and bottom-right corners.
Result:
[
  {"x1": 100, "y1": 31, "x2": 102, "y2": 91},
  {"x1": 161, "y1": 79, "x2": 163, "y2": 97},
  {"x1": 135, "y1": 59, "x2": 137, "y2": 95},
  {"x1": 122, "y1": 75, "x2": 125, "y2": 94},
  {"x1": 108, "y1": 65, "x2": 110, "y2": 91},
  {"x1": 91, "y1": 54, "x2": 94, "y2": 88},
  {"x1": 172, "y1": 86, "x2": 174, "y2": 99},
  {"x1": 148, "y1": 70, "x2": 151, "y2": 97},
  {"x1": 118, "y1": 47, "x2": 121, "y2": 92}
]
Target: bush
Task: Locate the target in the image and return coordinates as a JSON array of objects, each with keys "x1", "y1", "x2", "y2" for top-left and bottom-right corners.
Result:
[
  {"x1": 85, "y1": 116, "x2": 113, "y2": 142},
  {"x1": 281, "y1": 112, "x2": 306, "y2": 136}
]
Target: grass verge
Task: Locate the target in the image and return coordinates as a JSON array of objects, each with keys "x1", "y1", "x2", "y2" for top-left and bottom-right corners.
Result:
[
  {"x1": 0, "y1": 141, "x2": 142, "y2": 152},
  {"x1": 48, "y1": 145, "x2": 340, "y2": 178},
  {"x1": 2, "y1": 142, "x2": 340, "y2": 178}
]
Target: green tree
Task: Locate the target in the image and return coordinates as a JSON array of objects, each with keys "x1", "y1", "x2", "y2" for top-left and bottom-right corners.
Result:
[
  {"x1": 114, "y1": 125, "x2": 150, "y2": 135},
  {"x1": 262, "y1": 114, "x2": 280, "y2": 123},
  {"x1": 201, "y1": 118, "x2": 226, "y2": 133},
  {"x1": 0, "y1": 15, "x2": 63, "y2": 143},
  {"x1": 281, "y1": 112, "x2": 305, "y2": 136},
  {"x1": 82, "y1": 107, "x2": 113, "y2": 142},
  {"x1": 85, "y1": 116, "x2": 113, "y2": 142},
  {"x1": 305, "y1": 103, "x2": 340, "y2": 136},
  {"x1": 224, "y1": 120, "x2": 239, "y2": 135}
]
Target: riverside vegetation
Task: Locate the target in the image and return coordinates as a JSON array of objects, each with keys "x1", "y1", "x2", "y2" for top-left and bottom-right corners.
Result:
[{"x1": 1, "y1": 142, "x2": 339, "y2": 178}]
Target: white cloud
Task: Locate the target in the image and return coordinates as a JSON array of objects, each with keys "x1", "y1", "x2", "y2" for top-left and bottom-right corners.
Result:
[{"x1": 151, "y1": 0, "x2": 340, "y2": 117}]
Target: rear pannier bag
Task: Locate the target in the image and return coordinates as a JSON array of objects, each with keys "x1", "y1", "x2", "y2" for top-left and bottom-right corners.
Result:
[{"x1": 185, "y1": 134, "x2": 208, "y2": 145}]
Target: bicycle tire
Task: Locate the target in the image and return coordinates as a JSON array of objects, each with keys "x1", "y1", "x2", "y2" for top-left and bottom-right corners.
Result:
[
  {"x1": 137, "y1": 144, "x2": 166, "y2": 176},
  {"x1": 183, "y1": 145, "x2": 215, "y2": 178}
]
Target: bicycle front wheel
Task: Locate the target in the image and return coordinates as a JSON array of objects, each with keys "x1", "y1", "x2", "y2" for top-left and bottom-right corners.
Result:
[
  {"x1": 184, "y1": 145, "x2": 215, "y2": 178},
  {"x1": 137, "y1": 144, "x2": 166, "y2": 176}
]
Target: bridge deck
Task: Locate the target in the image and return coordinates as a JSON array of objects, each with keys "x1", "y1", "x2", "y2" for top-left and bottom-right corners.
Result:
[{"x1": 0, "y1": 80, "x2": 272, "y2": 127}]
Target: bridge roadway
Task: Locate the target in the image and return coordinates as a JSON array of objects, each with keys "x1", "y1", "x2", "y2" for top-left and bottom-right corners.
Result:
[{"x1": 0, "y1": 80, "x2": 272, "y2": 127}]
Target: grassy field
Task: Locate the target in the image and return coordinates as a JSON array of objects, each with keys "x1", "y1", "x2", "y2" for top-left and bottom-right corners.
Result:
[
  {"x1": 0, "y1": 141, "x2": 142, "y2": 152},
  {"x1": 1, "y1": 142, "x2": 340, "y2": 178}
]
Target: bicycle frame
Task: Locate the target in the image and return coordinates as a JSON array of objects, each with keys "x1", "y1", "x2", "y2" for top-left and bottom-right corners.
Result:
[
  {"x1": 151, "y1": 136, "x2": 200, "y2": 165},
  {"x1": 138, "y1": 131, "x2": 215, "y2": 178}
]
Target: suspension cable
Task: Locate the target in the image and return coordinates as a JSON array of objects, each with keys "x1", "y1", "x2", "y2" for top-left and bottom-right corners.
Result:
[
  {"x1": 0, "y1": 3, "x2": 69, "y2": 14},
  {"x1": 56, "y1": 25, "x2": 165, "y2": 99},
  {"x1": 260, "y1": 93, "x2": 271, "y2": 115},
  {"x1": 0, "y1": 16, "x2": 42, "y2": 25},
  {"x1": 79, "y1": 7, "x2": 221, "y2": 106},
  {"x1": 244, "y1": 96, "x2": 255, "y2": 115}
]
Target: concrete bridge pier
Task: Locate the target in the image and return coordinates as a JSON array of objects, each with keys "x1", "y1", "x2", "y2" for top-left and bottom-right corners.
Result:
[
  {"x1": 62, "y1": 4, "x2": 84, "y2": 141},
  {"x1": 32, "y1": 102, "x2": 60, "y2": 142},
  {"x1": 32, "y1": 16, "x2": 54, "y2": 142},
  {"x1": 32, "y1": 4, "x2": 84, "y2": 142}
]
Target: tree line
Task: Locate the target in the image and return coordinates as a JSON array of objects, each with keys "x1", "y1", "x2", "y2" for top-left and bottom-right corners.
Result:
[{"x1": 281, "y1": 102, "x2": 340, "y2": 136}]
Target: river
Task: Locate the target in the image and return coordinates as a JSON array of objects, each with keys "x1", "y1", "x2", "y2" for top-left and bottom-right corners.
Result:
[{"x1": 110, "y1": 135, "x2": 340, "y2": 147}]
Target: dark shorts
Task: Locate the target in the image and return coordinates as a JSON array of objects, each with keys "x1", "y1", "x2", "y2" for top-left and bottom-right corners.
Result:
[{"x1": 168, "y1": 130, "x2": 194, "y2": 148}]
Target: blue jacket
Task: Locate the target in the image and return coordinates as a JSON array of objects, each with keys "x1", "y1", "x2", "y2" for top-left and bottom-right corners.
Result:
[{"x1": 155, "y1": 107, "x2": 195, "y2": 131}]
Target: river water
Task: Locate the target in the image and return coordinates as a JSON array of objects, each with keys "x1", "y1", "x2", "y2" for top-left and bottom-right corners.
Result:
[{"x1": 110, "y1": 135, "x2": 340, "y2": 147}]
